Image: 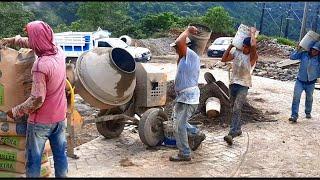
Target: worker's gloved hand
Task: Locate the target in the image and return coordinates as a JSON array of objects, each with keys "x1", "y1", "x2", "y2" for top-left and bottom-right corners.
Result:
[
  {"x1": 6, "y1": 109, "x2": 14, "y2": 119},
  {"x1": 0, "y1": 37, "x2": 15, "y2": 47}
]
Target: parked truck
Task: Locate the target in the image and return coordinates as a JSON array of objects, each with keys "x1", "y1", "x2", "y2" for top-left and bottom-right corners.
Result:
[{"x1": 54, "y1": 29, "x2": 152, "y2": 63}]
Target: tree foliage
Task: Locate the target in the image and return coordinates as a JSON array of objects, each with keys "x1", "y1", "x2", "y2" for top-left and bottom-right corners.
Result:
[
  {"x1": 0, "y1": 2, "x2": 315, "y2": 40},
  {"x1": 0, "y1": 2, "x2": 34, "y2": 38},
  {"x1": 76, "y1": 2, "x2": 132, "y2": 37},
  {"x1": 201, "y1": 6, "x2": 234, "y2": 35},
  {"x1": 139, "y1": 12, "x2": 181, "y2": 37}
]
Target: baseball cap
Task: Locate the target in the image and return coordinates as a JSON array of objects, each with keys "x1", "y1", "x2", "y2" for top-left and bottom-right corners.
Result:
[
  {"x1": 243, "y1": 37, "x2": 251, "y2": 47},
  {"x1": 311, "y1": 41, "x2": 320, "y2": 51}
]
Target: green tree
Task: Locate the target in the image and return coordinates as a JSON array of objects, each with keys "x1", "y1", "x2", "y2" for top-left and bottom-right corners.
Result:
[
  {"x1": 54, "y1": 23, "x2": 69, "y2": 33},
  {"x1": 76, "y1": 2, "x2": 132, "y2": 37},
  {"x1": 0, "y1": 2, "x2": 35, "y2": 38},
  {"x1": 140, "y1": 12, "x2": 181, "y2": 37},
  {"x1": 202, "y1": 6, "x2": 234, "y2": 35},
  {"x1": 54, "y1": 20, "x2": 83, "y2": 33}
]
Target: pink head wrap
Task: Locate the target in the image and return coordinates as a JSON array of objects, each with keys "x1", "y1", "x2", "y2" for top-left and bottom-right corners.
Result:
[{"x1": 26, "y1": 21, "x2": 57, "y2": 57}]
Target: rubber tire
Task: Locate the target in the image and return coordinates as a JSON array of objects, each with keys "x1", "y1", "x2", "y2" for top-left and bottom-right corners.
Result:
[
  {"x1": 96, "y1": 120, "x2": 125, "y2": 139},
  {"x1": 96, "y1": 108, "x2": 125, "y2": 139},
  {"x1": 138, "y1": 108, "x2": 168, "y2": 147}
]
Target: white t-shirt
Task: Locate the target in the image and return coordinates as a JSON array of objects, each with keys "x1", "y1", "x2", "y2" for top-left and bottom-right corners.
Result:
[{"x1": 230, "y1": 47, "x2": 253, "y2": 87}]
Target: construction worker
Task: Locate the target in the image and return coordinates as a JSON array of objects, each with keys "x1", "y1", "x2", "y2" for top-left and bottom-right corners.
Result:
[
  {"x1": 288, "y1": 41, "x2": 320, "y2": 123},
  {"x1": 0, "y1": 21, "x2": 68, "y2": 177},
  {"x1": 169, "y1": 26, "x2": 206, "y2": 161},
  {"x1": 221, "y1": 27, "x2": 258, "y2": 145}
]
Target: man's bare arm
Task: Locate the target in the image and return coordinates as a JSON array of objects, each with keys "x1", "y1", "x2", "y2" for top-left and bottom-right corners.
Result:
[
  {"x1": 249, "y1": 27, "x2": 258, "y2": 66},
  {"x1": 0, "y1": 35, "x2": 29, "y2": 48},
  {"x1": 175, "y1": 26, "x2": 198, "y2": 63},
  {"x1": 221, "y1": 44, "x2": 234, "y2": 62}
]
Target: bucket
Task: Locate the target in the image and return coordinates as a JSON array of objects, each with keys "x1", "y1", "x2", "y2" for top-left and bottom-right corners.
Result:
[
  {"x1": 162, "y1": 121, "x2": 176, "y2": 147},
  {"x1": 299, "y1": 30, "x2": 320, "y2": 51},
  {"x1": 232, "y1": 24, "x2": 259, "y2": 50},
  {"x1": 75, "y1": 47, "x2": 136, "y2": 109},
  {"x1": 188, "y1": 23, "x2": 212, "y2": 56},
  {"x1": 206, "y1": 97, "x2": 221, "y2": 118}
]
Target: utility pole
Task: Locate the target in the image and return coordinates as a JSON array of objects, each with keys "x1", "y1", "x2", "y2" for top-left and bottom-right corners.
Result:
[
  {"x1": 312, "y1": 4, "x2": 320, "y2": 32},
  {"x1": 280, "y1": 14, "x2": 284, "y2": 37},
  {"x1": 299, "y1": 2, "x2": 309, "y2": 41},
  {"x1": 285, "y1": 3, "x2": 292, "y2": 38},
  {"x1": 259, "y1": 3, "x2": 266, "y2": 34}
]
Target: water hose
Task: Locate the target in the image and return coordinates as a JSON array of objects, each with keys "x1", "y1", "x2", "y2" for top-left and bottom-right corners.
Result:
[
  {"x1": 66, "y1": 79, "x2": 75, "y2": 112},
  {"x1": 66, "y1": 79, "x2": 79, "y2": 159}
]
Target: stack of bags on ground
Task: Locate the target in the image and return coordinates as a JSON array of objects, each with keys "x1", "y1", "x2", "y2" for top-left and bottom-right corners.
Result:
[
  {"x1": 0, "y1": 137, "x2": 51, "y2": 177},
  {"x1": 0, "y1": 47, "x2": 51, "y2": 177}
]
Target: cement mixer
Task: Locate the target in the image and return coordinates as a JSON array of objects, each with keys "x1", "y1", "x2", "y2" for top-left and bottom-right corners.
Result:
[{"x1": 66, "y1": 47, "x2": 168, "y2": 152}]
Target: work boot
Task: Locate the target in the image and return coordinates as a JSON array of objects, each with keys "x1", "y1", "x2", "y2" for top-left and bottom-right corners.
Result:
[
  {"x1": 288, "y1": 117, "x2": 297, "y2": 123},
  {"x1": 169, "y1": 153, "x2": 191, "y2": 162},
  {"x1": 223, "y1": 135, "x2": 233, "y2": 145},
  {"x1": 306, "y1": 114, "x2": 312, "y2": 119},
  {"x1": 229, "y1": 130, "x2": 242, "y2": 138},
  {"x1": 189, "y1": 132, "x2": 206, "y2": 151}
]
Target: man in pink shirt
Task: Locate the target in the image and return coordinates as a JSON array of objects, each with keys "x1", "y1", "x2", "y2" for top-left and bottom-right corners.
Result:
[{"x1": 0, "y1": 21, "x2": 68, "y2": 177}]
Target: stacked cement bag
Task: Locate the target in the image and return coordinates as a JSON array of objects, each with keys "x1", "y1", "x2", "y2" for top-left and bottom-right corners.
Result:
[
  {"x1": 0, "y1": 140, "x2": 51, "y2": 177},
  {"x1": 0, "y1": 47, "x2": 52, "y2": 177}
]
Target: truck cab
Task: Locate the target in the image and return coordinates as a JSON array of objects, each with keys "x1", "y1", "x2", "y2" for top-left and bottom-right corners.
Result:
[
  {"x1": 55, "y1": 30, "x2": 152, "y2": 63},
  {"x1": 95, "y1": 38, "x2": 152, "y2": 62}
]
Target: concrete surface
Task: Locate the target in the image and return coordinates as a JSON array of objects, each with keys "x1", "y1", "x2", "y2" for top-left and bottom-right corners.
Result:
[{"x1": 48, "y1": 64, "x2": 320, "y2": 177}]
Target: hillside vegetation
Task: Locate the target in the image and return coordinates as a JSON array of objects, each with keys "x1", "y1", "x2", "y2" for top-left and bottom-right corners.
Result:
[{"x1": 0, "y1": 2, "x2": 319, "y2": 41}]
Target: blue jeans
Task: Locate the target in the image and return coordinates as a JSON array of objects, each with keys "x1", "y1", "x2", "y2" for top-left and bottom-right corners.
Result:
[
  {"x1": 291, "y1": 79, "x2": 315, "y2": 119},
  {"x1": 229, "y1": 84, "x2": 248, "y2": 135},
  {"x1": 173, "y1": 102, "x2": 198, "y2": 156},
  {"x1": 26, "y1": 121, "x2": 68, "y2": 177}
]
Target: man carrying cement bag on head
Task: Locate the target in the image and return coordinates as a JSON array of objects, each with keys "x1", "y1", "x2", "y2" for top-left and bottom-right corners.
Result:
[
  {"x1": 288, "y1": 41, "x2": 320, "y2": 123},
  {"x1": 0, "y1": 21, "x2": 68, "y2": 177},
  {"x1": 221, "y1": 27, "x2": 258, "y2": 146},
  {"x1": 168, "y1": 26, "x2": 206, "y2": 162}
]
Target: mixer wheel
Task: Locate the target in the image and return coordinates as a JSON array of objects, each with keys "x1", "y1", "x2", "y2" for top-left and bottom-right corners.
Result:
[
  {"x1": 138, "y1": 108, "x2": 168, "y2": 147},
  {"x1": 96, "y1": 120, "x2": 125, "y2": 138}
]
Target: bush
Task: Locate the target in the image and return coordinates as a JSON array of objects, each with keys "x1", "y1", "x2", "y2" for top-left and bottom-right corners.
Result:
[
  {"x1": 257, "y1": 35, "x2": 296, "y2": 47},
  {"x1": 257, "y1": 34, "x2": 271, "y2": 42},
  {"x1": 275, "y1": 37, "x2": 296, "y2": 47}
]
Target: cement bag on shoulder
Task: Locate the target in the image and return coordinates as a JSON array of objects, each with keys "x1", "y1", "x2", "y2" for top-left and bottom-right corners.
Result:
[{"x1": 0, "y1": 47, "x2": 35, "y2": 122}]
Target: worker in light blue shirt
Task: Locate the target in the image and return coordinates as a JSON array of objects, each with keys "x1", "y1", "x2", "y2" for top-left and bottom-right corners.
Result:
[
  {"x1": 168, "y1": 26, "x2": 206, "y2": 162},
  {"x1": 289, "y1": 41, "x2": 320, "y2": 123}
]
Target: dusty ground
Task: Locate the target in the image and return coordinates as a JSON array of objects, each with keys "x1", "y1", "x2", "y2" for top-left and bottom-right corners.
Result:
[{"x1": 48, "y1": 61, "x2": 320, "y2": 177}]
